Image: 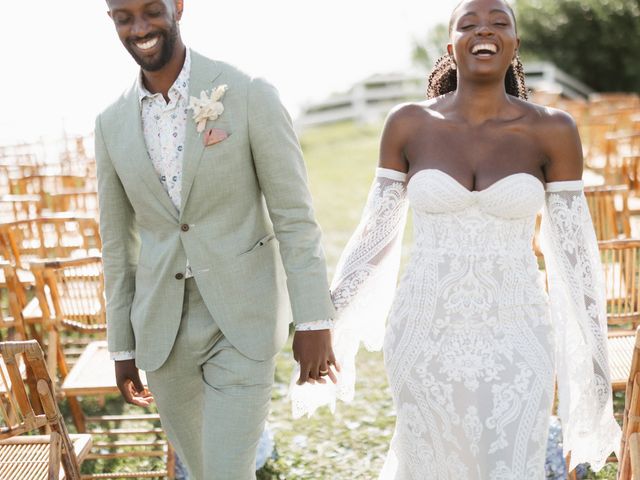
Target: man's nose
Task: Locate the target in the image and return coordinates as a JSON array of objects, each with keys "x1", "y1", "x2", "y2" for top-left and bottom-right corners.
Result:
[{"x1": 130, "y1": 16, "x2": 152, "y2": 38}]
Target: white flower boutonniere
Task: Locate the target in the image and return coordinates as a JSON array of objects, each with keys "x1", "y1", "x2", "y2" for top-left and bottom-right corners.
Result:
[{"x1": 188, "y1": 84, "x2": 228, "y2": 133}]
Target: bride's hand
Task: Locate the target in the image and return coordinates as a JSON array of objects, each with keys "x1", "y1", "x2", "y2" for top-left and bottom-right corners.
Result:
[{"x1": 292, "y1": 329, "x2": 340, "y2": 385}]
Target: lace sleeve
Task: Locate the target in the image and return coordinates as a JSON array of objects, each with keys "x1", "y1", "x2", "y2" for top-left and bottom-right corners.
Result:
[
  {"x1": 290, "y1": 167, "x2": 409, "y2": 418},
  {"x1": 540, "y1": 180, "x2": 621, "y2": 470}
]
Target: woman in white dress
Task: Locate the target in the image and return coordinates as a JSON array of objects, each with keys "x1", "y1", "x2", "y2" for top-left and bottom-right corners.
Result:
[{"x1": 292, "y1": 0, "x2": 620, "y2": 478}]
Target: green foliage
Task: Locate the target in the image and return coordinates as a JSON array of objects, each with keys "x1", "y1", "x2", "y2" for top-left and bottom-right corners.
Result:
[
  {"x1": 515, "y1": 0, "x2": 640, "y2": 92},
  {"x1": 411, "y1": 23, "x2": 450, "y2": 70}
]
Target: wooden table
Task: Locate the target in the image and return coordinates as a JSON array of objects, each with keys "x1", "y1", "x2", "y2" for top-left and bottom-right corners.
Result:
[{"x1": 61, "y1": 341, "x2": 147, "y2": 396}]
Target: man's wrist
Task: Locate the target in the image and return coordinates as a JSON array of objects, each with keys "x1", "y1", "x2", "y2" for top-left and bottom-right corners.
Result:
[
  {"x1": 111, "y1": 350, "x2": 136, "y2": 361},
  {"x1": 294, "y1": 319, "x2": 334, "y2": 331}
]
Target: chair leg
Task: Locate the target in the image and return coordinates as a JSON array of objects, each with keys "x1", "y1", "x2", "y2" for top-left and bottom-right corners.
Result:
[
  {"x1": 66, "y1": 395, "x2": 86, "y2": 433},
  {"x1": 167, "y1": 443, "x2": 176, "y2": 480},
  {"x1": 566, "y1": 453, "x2": 577, "y2": 480},
  {"x1": 49, "y1": 431, "x2": 61, "y2": 480}
]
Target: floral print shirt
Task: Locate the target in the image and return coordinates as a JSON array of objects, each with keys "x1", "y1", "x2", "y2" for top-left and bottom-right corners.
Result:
[{"x1": 137, "y1": 49, "x2": 191, "y2": 210}]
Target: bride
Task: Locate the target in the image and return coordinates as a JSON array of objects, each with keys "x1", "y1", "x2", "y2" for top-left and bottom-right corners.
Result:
[{"x1": 292, "y1": 0, "x2": 621, "y2": 478}]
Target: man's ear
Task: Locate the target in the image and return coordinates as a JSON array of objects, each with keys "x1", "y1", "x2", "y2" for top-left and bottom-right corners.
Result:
[
  {"x1": 175, "y1": 0, "x2": 184, "y2": 21},
  {"x1": 447, "y1": 43, "x2": 453, "y2": 57}
]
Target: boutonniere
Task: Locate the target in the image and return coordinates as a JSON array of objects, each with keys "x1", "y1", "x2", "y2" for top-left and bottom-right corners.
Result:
[{"x1": 188, "y1": 84, "x2": 228, "y2": 133}]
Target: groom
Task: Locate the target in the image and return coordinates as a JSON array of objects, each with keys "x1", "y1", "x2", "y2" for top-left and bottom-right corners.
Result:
[{"x1": 96, "y1": 0, "x2": 337, "y2": 477}]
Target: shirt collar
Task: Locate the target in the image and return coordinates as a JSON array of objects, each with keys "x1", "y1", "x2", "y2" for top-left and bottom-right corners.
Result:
[{"x1": 137, "y1": 48, "x2": 191, "y2": 105}]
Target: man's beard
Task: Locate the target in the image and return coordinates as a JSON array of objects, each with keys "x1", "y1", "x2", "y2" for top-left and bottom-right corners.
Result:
[{"x1": 125, "y1": 21, "x2": 179, "y2": 72}]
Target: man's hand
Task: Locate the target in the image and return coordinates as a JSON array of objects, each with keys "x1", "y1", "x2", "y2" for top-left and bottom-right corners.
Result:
[
  {"x1": 115, "y1": 359, "x2": 154, "y2": 407},
  {"x1": 292, "y1": 329, "x2": 340, "y2": 385}
]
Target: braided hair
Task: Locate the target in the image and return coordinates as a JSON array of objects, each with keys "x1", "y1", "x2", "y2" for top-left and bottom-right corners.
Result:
[
  {"x1": 427, "y1": 0, "x2": 528, "y2": 100},
  {"x1": 426, "y1": 54, "x2": 528, "y2": 100}
]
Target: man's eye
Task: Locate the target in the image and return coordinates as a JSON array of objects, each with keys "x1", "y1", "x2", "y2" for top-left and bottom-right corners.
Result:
[
  {"x1": 461, "y1": 24, "x2": 475, "y2": 30},
  {"x1": 494, "y1": 22, "x2": 508, "y2": 26},
  {"x1": 114, "y1": 15, "x2": 132, "y2": 25},
  {"x1": 147, "y1": 9, "x2": 163, "y2": 17}
]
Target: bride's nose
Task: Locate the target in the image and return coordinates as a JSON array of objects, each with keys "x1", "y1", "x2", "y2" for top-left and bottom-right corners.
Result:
[{"x1": 475, "y1": 25, "x2": 495, "y2": 37}]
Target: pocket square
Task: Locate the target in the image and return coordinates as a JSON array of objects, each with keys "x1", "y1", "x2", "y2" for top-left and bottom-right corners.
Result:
[{"x1": 204, "y1": 128, "x2": 229, "y2": 147}]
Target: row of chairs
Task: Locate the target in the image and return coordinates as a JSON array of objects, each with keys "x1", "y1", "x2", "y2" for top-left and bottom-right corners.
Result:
[
  {"x1": 0, "y1": 192, "x2": 99, "y2": 223},
  {"x1": 0, "y1": 256, "x2": 174, "y2": 478}
]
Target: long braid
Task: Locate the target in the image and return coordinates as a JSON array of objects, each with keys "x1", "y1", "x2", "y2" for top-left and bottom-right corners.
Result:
[{"x1": 426, "y1": 54, "x2": 529, "y2": 100}]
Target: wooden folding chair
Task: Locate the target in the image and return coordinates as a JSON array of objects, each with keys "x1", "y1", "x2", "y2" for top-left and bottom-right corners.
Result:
[
  {"x1": 618, "y1": 326, "x2": 640, "y2": 479},
  {"x1": 46, "y1": 192, "x2": 99, "y2": 219},
  {"x1": 12, "y1": 175, "x2": 87, "y2": 197},
  {"x1": 0, "y1": 194, "x2": 42, "y2": 222},
  {"x1": 0, "y1": 340, "x2": 91, "y2": 479},
  {"x1": 29, "y1": 258, "x2": 174, "y2": 478},
  {"x1": 579, "y1": 120, "x2": 619, "y2": 172},
  {"x1": 0, "y1": 216, "x2": 101, "y2": 270},
  {"x1": 585, "y1": 185, "x2": 631, "y2": 241},
  {"x1": 599, "y1": 239, "x2": 640, "y2": 330}
]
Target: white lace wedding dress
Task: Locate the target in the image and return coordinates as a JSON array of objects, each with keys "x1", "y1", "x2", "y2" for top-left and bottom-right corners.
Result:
[{"x1": 291, "y1": 167, "x2": 620, "y2": 479}]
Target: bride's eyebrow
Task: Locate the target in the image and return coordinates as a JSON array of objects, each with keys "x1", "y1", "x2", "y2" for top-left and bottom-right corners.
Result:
[{"x1": 459, "y1": 8, "x2": 511, "y2": 18}]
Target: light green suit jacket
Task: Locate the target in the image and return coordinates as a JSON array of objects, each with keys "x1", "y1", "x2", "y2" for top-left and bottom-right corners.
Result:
[{"x1": 95, "y1": 51, "x2": 335, "y2": 371}]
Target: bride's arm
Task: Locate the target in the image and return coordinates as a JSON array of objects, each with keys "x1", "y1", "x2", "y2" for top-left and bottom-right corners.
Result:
[
  {"x1": 539, "y1": 109, "x2": 620, "y2": 470},
  {"x1": 290, "y1": 106, "x2": 414, "y2": 418}
]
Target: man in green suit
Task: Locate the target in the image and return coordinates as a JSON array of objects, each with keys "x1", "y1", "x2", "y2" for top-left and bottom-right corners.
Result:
[{"x1": 97, "y1": 1, "x2": 338, "y2": 477}]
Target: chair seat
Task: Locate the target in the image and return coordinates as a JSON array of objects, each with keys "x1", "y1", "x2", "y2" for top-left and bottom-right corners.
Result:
[
  {"x1": 0, "y1": 433, "x2": 92, "y2": 479},
  {"x1": 608, "y1": 331, "x2": 636, "y2": 391},
  {"x1": 62, "y1": 341, "x2": 147, "y2": 396},
  {"x1": 0, "y1": 268, "x2": 34, "y2": 287},
  {"x1": 22, "y1": 296, "x2": 42, "y2": 320}
]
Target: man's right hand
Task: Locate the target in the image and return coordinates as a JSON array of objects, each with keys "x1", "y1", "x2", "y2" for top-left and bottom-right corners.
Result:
[{"x1": 114, "y1": 359, "x2": 154, "y2": 407}]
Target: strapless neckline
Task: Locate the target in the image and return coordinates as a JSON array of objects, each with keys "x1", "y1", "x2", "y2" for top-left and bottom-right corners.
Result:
[{"x1": 407, "y1": 168, "x2": 544, "y2": 194}]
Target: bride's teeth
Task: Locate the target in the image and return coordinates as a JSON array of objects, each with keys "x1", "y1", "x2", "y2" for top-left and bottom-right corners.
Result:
[
  {"x1": 136, "y1": 37, "x2": 158, "y2": 50},
  {"x1": 472, "y1": 43, "x2": 497, "y2": 54}
]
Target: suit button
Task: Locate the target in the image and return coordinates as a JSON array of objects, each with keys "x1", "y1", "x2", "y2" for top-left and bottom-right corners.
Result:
[
  {"x1": 181, "y1": 224, "x2": 190, "y2": 232},
  {"x1": 175, "y1": 273, "x2": 184, "y2": 280}
]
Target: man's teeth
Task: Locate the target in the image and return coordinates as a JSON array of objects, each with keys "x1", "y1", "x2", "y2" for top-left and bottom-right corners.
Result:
[
  {"x1": 472, "y1": 43, "x2": 497, "y2": 54},
  {"x1": 136, "y1": 37, "x2": 159, "y2": 50}
]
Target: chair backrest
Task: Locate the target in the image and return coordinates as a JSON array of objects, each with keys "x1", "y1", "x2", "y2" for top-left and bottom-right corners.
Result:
[
  {"x1": 0, "y1": 339, "x2": 82, "y2": 479},
  {"x1": 31, "y1": 256, "x2": 106, "y2": 334},
  {"x1": 599, "y1": 239, "x2": 640, "y2": 330},
  {"x1": 622, "y1": 155, "x2": 640, "y2": 197},
  {"x1": 0, "y1": 194, "x2": 42, "y2": 222},
  {"x1": 47, "y1": 191, "x2": 99, "y2": 219},
  {"x1": 585, "y1": 185, "x2": 631, "y2": 241},
  {"x1": 0, "y1": 216, "x2": 101, "y2": 268},
  {"x1": 0, "y1": 261, "x2": 28, "y2": 341},
  {"x1": 13, "y1": 175, "x2": 87, "y2": 196},
  {"x1": 579, "y1": 120, "x2": 618, "y2": 171}
]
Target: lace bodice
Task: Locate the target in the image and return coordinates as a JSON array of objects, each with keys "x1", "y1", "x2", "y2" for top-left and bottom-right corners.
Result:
[{"x1": 406, "y1": 169, "x2": 548, "y2": 311}]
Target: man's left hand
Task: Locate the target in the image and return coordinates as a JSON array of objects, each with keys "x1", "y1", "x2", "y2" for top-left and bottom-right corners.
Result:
[{"x1": 292, "y1": 329, "x2": 340, "y2": 385}]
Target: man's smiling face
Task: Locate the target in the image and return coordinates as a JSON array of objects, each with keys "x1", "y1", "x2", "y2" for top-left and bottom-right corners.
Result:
[{"x1": 107, "y1": 0, "x2": 183, "y2": 72}]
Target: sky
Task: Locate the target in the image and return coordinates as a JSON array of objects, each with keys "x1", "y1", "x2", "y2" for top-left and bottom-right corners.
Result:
[{"x1": 0, "y1": 0, "x2": 461, "y2": 145}]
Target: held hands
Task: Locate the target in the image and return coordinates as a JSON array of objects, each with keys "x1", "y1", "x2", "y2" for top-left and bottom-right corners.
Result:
[
  {"x1": 114, "y1": 359, "x2": 154, "y2": 407},
  {"x1": 292, "y1": 329, "x2": 341, "y2": 385}
]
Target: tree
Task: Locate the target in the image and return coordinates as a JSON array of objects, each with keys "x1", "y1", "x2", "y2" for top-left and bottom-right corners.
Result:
[
  {"x1": 412, "y1": 23, "x2": 450, "y2": 70},
  {"x1": 514, "y1": 0, "x2": 640, "y2": 92}
]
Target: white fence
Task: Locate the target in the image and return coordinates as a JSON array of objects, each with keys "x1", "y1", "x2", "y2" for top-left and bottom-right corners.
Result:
[{"x1": 295, "y1": 62, "x2": 594, "y2": 130}]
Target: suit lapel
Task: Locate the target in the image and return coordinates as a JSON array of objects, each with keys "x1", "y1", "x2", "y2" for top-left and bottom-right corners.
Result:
[
  {"x1": 122, "y1": 85, "x2": 180, "y2": 220},
  {"x1": 180, "y1": 51, "x2": 224, "y2": 215}
]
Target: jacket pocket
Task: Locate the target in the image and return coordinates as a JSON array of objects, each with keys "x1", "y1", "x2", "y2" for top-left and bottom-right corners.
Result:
[{"x1": 239, "y1": 233, "x2": 276, "y2": 256}]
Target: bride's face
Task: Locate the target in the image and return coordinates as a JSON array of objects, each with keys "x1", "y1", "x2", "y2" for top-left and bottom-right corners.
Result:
[{"x1": 447, "y1": 0, "x2": 520, "y2": 82}]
